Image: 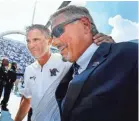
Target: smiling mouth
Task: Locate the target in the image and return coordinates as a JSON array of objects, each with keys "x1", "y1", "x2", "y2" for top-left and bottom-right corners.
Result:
[{"x1": 32, "y1": 50, "x2": 37, "y2": 52}]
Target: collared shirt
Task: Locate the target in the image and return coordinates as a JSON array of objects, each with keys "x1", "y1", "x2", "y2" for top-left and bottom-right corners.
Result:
[
  {"x1": 61, "y1": 43, "x2": 99, "y2": 111},
  {"x1": 20, "y1": 53, "x2": 72, "y2": 121},
  {"x1": 76, "y1": 43, "x2": 99, "y2": 74}
]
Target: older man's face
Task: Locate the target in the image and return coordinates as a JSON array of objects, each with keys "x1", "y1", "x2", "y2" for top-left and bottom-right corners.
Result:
[
  {"x1": 51, "y1": 16, "x2": 91, "y2": 62},
  {"x1": 26, "y1": 29, "x2": 51, "y2": 59}
]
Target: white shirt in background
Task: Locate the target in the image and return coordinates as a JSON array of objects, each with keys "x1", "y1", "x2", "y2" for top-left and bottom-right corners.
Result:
[
  {"x1": 20, "y1": 53, "x2": 72, "y2": 121},
  {"x1": 77, "y1": 43, "x2": 99, "y2": 74}
]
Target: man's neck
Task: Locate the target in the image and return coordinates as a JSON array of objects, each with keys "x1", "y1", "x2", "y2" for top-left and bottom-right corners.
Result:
[{"x1": 37, "y1": 52, "x2": 51, "y2": 67}]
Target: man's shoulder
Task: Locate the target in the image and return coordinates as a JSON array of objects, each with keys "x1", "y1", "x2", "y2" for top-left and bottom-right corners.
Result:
[
  {"x1": 25, "y1": 61, "x2": 37, "y2": 72},
  {"x1": 50, "y1": 53, "x2": 72, "y2": 71},
  {"x1": 51, "y1": 53, "x2": 62, "y2": 61},
  {"x1": 8, "y1": 69, "x2": 15, "y2": 73},
  {"x1": 113, "y1": 41, "x2": 138, "y2": 53},
  {"x1": 26, "y1": 62, "x2": 36, "y2": 68},
  {"x1": 118, "y1": 41, "x2": 138, "y2": 47},
  {"x1": 52, "y1": 53, "x2": 72, "y2": 64},
  {"x1": 108, "y1": 41, "x2": 138, "y2": 62},
  {"x1": 50, "y1": 53, "x2": 66, "y2": 64}
]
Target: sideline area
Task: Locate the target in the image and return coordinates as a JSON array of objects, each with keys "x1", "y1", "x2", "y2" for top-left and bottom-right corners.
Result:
[{"x1": 0, "y1": 92, "x2": 27, "y2": 121}]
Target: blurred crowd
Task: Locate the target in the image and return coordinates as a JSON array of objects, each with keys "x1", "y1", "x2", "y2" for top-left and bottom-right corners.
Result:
[{"x1": 0, "y1": 58, "x2": 24, "y2": 111}]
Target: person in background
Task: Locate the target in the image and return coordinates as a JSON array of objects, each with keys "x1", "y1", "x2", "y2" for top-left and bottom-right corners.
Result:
[
  {"x1": 0, "y1": 58, "x2": 9, "y2": 111},
  {"x1": 1, "y1": 62, "x2": 17, "y2": 111},
  {"x1": 50, "y1": 5, "x2": 138, "y2": 121}
]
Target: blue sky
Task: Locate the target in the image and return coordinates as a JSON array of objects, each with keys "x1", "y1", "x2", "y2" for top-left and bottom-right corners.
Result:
[
  {"x1": 0, "y1": 1, "x2": 138, "y2": 43},
  {"x1": 86, "y1": 1, "x2": 138, "y2": 42}
]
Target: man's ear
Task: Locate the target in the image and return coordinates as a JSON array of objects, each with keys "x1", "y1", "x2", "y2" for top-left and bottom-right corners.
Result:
[
  {"x1": 80, "y1": 17, "x2": 91, "y2": 33},
  {"x1": 51, "y1": 38, "x2": 59, "y2": 47},
  {"x1": 48, "y1": 38, "x2": 52, "y2": 45}
]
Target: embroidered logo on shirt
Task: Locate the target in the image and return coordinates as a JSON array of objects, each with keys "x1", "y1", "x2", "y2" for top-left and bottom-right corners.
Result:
[
  {"x1": 30, "y1": 76, "x2": 36, "y2": 80},
  {"x1": 50, "y1": 68, "x2": 59, "y2": 76}
]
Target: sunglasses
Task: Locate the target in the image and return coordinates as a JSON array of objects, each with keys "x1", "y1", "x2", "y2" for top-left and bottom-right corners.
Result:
[{"x1": 51, "y1": 18, "x2": 80, "y2": 38}]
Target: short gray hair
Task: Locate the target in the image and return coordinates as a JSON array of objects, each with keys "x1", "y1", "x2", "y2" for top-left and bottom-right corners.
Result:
[
  {"x1": 26, "y1": 24, "x2": 51, "y2": 39},
  {"x1": 50, "y1": 5, "x2": 98, "y2": 35}
]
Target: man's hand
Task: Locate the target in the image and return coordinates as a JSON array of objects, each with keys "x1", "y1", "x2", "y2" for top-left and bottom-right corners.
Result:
[{"x1": 93, "y1": 33, "x2": 115, "y2": 45}]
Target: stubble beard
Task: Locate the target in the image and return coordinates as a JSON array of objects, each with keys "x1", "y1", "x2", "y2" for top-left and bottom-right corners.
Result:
[
  {"x1": 62, "y1": 52, "x2": 71, "y2": 62},
  {"x1": 34, "y1": 46, "x2": 50, "y2": 59}
]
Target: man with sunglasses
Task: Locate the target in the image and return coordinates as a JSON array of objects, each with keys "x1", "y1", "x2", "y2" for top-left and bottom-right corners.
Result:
[
  {"x1": 14, "y1": 24, "x2": 115, "y2": 121},
  {"x1": 50, "y1": 5, "x2": 138, "y2": 121}
]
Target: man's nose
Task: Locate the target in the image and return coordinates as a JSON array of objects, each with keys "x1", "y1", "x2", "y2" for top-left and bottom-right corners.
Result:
[{"x1": 28, "y1": 41, "x2": 36, "y2": 49}]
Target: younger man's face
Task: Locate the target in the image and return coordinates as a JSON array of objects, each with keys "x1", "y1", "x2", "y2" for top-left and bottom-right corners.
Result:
[{"x1": 26, "y1": 29, "x2": 51, "y2": 59}]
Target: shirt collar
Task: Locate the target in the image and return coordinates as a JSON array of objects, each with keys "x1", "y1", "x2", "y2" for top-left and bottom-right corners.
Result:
[
  {"x1": 76, "y1": 43, "x2": 99, "y2": 73},
  {"x1": 33, "y1": 53, "x2": 54, "y2": 69}
]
